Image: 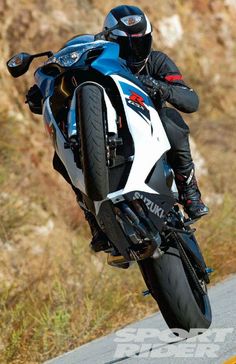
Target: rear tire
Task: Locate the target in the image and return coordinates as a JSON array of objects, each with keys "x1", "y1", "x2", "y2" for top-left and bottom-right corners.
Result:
[
  {"x1": 138, "y1": 246, "x2": 212, "y2": 332},
  {"x1": 78, "y1": 84, "x2": 109, "y2": 201}
]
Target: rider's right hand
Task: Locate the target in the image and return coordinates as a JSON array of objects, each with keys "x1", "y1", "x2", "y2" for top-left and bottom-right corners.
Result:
[{"x1": 137, "y1": 75, "x2": 170, "y2": 101}]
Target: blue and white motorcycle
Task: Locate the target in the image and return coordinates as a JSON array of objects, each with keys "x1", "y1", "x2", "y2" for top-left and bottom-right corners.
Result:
[{"x1": 7, "y1": 34, "x2": 212, "y2": 333}]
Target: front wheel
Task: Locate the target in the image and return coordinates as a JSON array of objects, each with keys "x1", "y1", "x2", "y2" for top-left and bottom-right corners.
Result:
[
  {"x1": 78, "y1": 83, "x2": 109, "y2": 201},
  {"x1": 138, "y1": 246, "x2": 212, "y2": 332}
]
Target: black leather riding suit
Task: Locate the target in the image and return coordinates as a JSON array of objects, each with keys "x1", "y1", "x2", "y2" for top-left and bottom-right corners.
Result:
[{"x1": 140, "y1": 50, "x2": 198, "y2": 175}]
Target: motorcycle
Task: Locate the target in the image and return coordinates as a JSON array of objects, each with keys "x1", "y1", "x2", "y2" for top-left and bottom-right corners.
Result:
[{"x1": 6, "y1": 32, "x2": 212, "y2": 333}]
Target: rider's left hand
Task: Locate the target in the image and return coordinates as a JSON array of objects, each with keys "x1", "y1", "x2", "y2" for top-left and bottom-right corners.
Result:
[{"x1": 25, "y1": 84, "x2": 43, "y2": 115}]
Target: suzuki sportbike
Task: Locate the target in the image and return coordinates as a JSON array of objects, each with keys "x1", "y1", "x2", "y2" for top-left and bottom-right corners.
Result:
[{"x1": 7, "y1": 33, "x2": 212, "y2": 333}]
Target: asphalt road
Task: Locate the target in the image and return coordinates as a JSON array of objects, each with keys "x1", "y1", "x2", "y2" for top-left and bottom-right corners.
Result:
[{"x1": 45, "y1": 275, "x2": 236, "y2": 364}]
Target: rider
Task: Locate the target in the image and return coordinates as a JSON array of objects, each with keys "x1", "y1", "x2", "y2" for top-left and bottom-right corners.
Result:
[
  {"x1": 27, "y1": 5, "x2": 209, "y2": 252},
  {"x1": 100, "y1": 5, "x2": 209, "y2": 214}
]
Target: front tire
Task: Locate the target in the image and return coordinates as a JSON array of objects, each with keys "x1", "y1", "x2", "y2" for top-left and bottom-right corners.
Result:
[
  {"x1": 138, "y1": 246, "x2": 212, "y2": 332},
  {"x1": 78, "y1": 84, "x2": 109, "y2": 201}
]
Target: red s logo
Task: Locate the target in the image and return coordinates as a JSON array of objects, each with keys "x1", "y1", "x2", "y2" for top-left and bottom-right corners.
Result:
[{"x1": 129, "y1": 91, "x2": 145, "y2": 108}]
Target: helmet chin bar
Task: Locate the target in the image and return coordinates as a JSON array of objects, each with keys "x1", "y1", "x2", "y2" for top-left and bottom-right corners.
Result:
[{"x1": 127, "y1": 57, "x2": 148, "y2": 74}]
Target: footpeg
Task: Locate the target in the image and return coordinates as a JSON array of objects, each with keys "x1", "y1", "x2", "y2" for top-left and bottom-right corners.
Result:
[
  {"x1": 107, "y1": 252, "x2": 130, "y2": 269},
  {"x1": 184, "y1": 217, "x2": 200, "y2": 226}
]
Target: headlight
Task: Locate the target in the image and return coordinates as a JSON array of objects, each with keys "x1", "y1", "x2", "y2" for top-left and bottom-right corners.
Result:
[
  {"x1": 45, "y1": 51, "x2": 81, "y2": 67},
  {"x1": 44, "y1": 41, "x2": 107, "y2": 68}
]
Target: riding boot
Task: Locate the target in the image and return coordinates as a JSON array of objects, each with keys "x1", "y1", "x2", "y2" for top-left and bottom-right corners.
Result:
[
  {"x1": 158, "y1": 108, "x2": 209, "y2": 219},
  {"x1": 84, "y1": 210, "x2": 111, "y2": 252},
  {"x1": 175, "y1": 168, "x2": 209, "y2": 219},
  {"x1": 76, "y1": 196, "x2": 110, "y2": 252}
]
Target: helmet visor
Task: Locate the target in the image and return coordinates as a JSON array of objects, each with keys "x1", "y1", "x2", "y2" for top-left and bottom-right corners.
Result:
[{"x1": 117, "y1": 33, "x2": 152, "y2": 63}]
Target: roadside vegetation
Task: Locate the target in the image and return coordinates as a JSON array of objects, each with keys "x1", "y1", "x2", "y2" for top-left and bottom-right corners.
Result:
[{"x1": 0, "y1": 0, "x2": 235, "y2": 363}]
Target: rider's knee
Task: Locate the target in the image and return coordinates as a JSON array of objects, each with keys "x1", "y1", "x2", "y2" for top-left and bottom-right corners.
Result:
[{"x1": 159, "y1": 107, "x2": 190, "y2": 134}]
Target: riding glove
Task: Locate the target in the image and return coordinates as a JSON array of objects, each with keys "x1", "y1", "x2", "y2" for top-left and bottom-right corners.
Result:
[
  {"x1": 25, "y1": 84, "x2": 43, "y2": 115},
  {"x1": 138, "y1": 75, "x2": 170, "y2": 101}
]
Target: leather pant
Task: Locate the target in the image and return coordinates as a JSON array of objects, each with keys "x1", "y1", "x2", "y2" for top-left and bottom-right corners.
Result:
[{"x1": 158, "y1": 107, "x2": 194, "y2": 175}]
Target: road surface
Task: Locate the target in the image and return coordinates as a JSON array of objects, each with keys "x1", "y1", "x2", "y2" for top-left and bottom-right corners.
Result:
[{"x1": 45, "y1": 275, "x2": 236, "y2": 364}]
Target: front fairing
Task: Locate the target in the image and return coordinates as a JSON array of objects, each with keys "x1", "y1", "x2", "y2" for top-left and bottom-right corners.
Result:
[
  {"x1": 34, "y1": 68, "x2": 56, "y2": 98},
  {"x1": 34, "y1": 40, "x2": 145, "y2": 99}
]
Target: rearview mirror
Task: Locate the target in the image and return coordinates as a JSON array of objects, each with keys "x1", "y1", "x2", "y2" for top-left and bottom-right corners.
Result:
[{"x1": 7, "y1": 52, "x2": 33, "y2": 78}]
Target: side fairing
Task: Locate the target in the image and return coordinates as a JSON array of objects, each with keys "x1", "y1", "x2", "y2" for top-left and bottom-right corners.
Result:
[
  {"x1": 110, "y1": 75, "x2": 171, "y2": 196},
  {"x1": 43, "y1": 97, "x2": 86, "y2": 193}
]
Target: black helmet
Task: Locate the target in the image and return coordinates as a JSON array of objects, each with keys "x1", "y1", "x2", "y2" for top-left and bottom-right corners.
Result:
[{"x1": 103, "y1": 5, "x2": 152, "y2": 73}]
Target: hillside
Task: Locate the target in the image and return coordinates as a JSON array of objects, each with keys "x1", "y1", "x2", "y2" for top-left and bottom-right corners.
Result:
[{"x1": 0, "y1": 1, "x2": 236, "y2": 363}]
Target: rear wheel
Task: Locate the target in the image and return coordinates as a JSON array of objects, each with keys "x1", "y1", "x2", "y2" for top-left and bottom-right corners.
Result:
[
  {"x1": 78, "y1": 84, "x2": 109, "y2": 201},
  {"x1": 138, "y1": 245, "x2": 212, "y2": 332}
]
